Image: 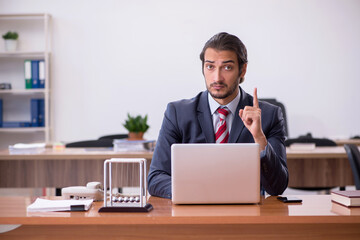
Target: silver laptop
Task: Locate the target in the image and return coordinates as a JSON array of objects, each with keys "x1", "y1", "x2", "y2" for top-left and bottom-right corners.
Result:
[{"x1": 171, "y1": 143, "x2": 260, "y2": 204}]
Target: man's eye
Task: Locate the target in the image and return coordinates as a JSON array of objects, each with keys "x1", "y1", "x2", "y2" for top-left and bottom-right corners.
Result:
[
  {"x1": 224, "y1": 65, "x2": 232, "y2": 70},
  {"x1": 206, "y1": 65, "x2": 214, "y2": 70}
]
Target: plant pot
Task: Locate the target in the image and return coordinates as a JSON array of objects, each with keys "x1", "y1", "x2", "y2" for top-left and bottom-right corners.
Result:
[
  {"x1": 128, "y1": 132, "x2": 144, "y2": 141},
  {"x1": 4, "y1": 39, "x2": 18, "y2": 51}
]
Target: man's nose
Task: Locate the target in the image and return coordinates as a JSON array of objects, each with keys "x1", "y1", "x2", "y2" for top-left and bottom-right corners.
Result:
[{"x1": 213, "y1": 68, "x2": 224, "y2": 82}]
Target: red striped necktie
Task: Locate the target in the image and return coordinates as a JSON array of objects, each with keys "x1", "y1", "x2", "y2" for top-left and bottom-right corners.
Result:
[{"x1": 215, "y1": 107, "x2": 229, "y2": 143}]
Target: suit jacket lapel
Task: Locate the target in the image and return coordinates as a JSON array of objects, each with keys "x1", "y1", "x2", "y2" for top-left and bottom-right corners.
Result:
[
  {"x1": 229, "y1": 87, "x2": 251, "y2": 143},
  {"x1": 197, "y1": 91, "x2": 215, "y2": 143}
]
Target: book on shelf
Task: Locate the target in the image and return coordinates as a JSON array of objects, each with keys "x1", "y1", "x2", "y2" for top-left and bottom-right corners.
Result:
[
  {"x1": 24, "y1": 60, "x2": 32, "y2": 89},
  {"x1": 30, "y1": 98, "x2": 45, "y2": 127},
  {"x1": 31, "y1": 98, "x2": 39, "y2": 127},
  {"x1": 331, "y1": 190, "x2": 360, "y2": 207},
  {"x1": 39, "y1": 60, "x2": 45, "y2": 88},
  {"x1": 31, "y1": 60, "x2": 39, "y2": 89},
  {"x1": 0, "y1": 98, "x2": 44, "y2": 128},
  {"x1": 27, "y1": 198, "x2": 93, "y2": 212},
  {"x1": 38, "y1": 98, "x2": 45, "y2": 127},
  {"x1": 2, "y1": 122, "x2": 31, "y2": 128},
  {"x1": 25, "y1": 59, "x2": 44, "y2": 89}
]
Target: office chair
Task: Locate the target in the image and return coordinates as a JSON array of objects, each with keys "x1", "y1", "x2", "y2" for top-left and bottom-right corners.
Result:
[
  {"x1": 98, "y1": 134, "x2": 128, "y2": 140},
  {"x1": 344, "y1": 144, "x2": 360, "y2": 190},
  {"x1": 65, "y1": 138, "x2": 114, "y2": 148},
  {"x1": 285, "y1": 133, "x2": 337, "y2": 147},
  {"x1": 260, "y1": 98, "x2": 288, "y2": 137},
  {"x1": 66, "y1": 134, "x2": 128, "y2": 148}
]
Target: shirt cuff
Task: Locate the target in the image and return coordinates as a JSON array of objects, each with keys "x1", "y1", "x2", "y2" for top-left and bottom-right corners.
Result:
[{"x1": 260, "y1": 144, "x2": 268, "y2": 159}]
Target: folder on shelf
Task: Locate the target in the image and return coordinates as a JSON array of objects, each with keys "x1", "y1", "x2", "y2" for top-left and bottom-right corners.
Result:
[
  {"x1": 39, "y1": 60, "x2": 45, "y2": 88},
  {"x1": 2, "y1": 122, "x2": 31, "y2": 128},
  {"x1": 38, "y1": 99, "x2": 45, "y2": 127},
  {"x1": 31, "y1": 99, "x2": 39, "y2": 127},
  {"x1": 31, "y1": 60, "x2": 40, "y2": 88},
  {"x1": 24, "y1": 60, "x2": 32, "y2": 89}
]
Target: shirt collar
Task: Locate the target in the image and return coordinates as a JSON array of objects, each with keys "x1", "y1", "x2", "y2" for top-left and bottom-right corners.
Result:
[{"x1": 208, "y1": 89, "x2": 240, "y2": 115}]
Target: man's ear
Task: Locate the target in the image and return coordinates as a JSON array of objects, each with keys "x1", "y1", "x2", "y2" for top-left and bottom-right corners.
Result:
[{"x1": 240, "y1": 63, "x2": 247, "y2": 78}]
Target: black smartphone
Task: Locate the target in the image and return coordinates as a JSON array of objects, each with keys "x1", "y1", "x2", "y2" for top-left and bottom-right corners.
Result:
[{"x1": 277, "y1": 196, "x2": 302, "y2": 203}]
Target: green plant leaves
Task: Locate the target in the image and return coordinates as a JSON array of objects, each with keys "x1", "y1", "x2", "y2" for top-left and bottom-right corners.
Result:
[
  {"x1": 123, "y1": 113, "x2": 149, "y2": 133},
  {"x1": 2, "y1": 31, "x2": 19, "y2": 40}
]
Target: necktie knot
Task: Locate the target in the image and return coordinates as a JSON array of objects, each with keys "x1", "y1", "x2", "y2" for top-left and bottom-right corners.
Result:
[{"x1": 217, "y1": 107, "x2": 229, "y2": 120}]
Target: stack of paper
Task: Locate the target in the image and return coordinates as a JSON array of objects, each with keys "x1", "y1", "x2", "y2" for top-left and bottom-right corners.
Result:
[
  {"x1": 27, "y1": 198, "x2": 93, "y2": 212},
  {"x1": 9, "y1": 143, "x2": 46, "y2": 154},
  {"x1": 289, "y1": 143, "x2": 316, "y2": 150},
  {"x1": 113, "y1": 139, "x2": 156, "y2": 152}
]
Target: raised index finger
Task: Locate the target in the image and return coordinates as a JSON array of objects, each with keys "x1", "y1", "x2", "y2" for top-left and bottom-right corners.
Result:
[{"x1": 253, "y1": 87, "x2": 259, "y2": 108}]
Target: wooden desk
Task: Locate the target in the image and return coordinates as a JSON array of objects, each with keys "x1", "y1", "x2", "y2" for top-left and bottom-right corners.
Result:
[
  {"x1": 0, "y1": 146, "x2": 355, "y2": 189},
  {"x1": 0, "y1": 195, "x2": 359, "y2": 239},
  {"x1": 0, "y1": 148, "x2": 153, "y2": 188},
  {"x1": 286, "y1": 146, "x2": 354, "y2": 188}
]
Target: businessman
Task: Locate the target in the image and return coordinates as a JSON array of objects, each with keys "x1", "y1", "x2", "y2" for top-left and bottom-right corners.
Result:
[{"x1": 148, "y1": 32, "x2": 288, "y2": 199}]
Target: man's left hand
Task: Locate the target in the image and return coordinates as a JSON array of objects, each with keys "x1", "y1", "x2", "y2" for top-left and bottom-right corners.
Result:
[{"x1": 239, "y1": 88, "x2": 268, "y2": 151}]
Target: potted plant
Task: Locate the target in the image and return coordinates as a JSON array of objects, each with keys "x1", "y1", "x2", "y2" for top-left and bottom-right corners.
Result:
[
  {"x1": 123, "y1": 113, "x2": 149, "y2": 140},
  {"x1": 2, "y1": 31, "x2": 19, "y2": 51}
]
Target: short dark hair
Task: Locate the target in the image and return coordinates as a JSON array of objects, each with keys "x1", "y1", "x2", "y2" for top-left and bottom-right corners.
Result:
[{"x1": 200, "y1": 32, "x2": 248, "y2": 83}]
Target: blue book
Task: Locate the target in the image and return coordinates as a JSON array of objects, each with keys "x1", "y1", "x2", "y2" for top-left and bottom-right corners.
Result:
[
  {"x1": 38, "y1": 60, "x2": 45, "y2": 88},
  {"x1": 0, "y1": 99, "x2": 2, "y2": 127},
  {"x1": 2, "y1": 122, "x2": 31, "y2": 128},
  {"x1": 38, "y1": 99, "x2": 45, "y2": 127},
  {"x1": 30, "y1": 99, "x2": 39, "y2": 127},
  {"x1": 31, "y1": 60, "x2": 40, "y2": 88}
]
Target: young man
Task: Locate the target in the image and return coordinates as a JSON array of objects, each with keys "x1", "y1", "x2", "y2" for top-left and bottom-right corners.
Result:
[{"x1": 148, "y1": 32, "x2": 288, "y2": 199}]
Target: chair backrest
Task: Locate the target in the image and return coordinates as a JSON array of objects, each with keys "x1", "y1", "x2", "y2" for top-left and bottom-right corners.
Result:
[
  {"x1": 98, "y1": 134, "x2": 128, "y2": 140},
  {"x1": 285, "y1": 133, "x2": 337, "y2": 147},
  {"x1": 65, "y1": 138, "x2": 113, "y2": 148},
  {"x1": 344, "y1": 144, "x2": 360, "y2": 190},
  {"x1": 260, "y1": 98, "x2": 288, "y2": 137}
]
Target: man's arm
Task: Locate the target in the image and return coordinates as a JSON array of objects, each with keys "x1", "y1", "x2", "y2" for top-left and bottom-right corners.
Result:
[
  {"x1": 240, "y1": 88, "x2": 288, "y2": 195},
  {"x1": 259, "y1": 107, "x2": 288, "y2": 195},
  {"x1": 147, "y1": 103, "x2": 180, "y2": 199}
]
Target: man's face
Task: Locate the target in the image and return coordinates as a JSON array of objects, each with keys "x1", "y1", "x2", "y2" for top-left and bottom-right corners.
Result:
[{"x1": 203, "y1": 48, "x2": 246, "y2": 105}]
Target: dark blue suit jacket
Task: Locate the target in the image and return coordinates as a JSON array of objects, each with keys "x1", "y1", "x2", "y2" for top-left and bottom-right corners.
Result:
[{"x1": 148, "y1": 87, "x2": 288, "y2": 199}]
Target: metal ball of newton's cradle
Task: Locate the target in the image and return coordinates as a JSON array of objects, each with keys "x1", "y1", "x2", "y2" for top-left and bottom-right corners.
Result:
[{"x1": 112, "y1": 196, "x2": 140, "y2": 203}]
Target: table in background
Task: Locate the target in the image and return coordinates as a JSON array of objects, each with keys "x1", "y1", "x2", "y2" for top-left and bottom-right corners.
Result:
[
  {"x1": 0, "y1": 148, "x2": 153, "y2": 188},
  {"x1": 0, "y1": 195, "x2": 359, "y2": 239},
  {"x1": 286, "y1": 146, "x2": 354, "y2": 188},
  {"x1": 0, "y1": 146, "x2": 356, "y2": 189},
  {"x1": 334, "y1": 138, "x2": 360, "y2": 146}
]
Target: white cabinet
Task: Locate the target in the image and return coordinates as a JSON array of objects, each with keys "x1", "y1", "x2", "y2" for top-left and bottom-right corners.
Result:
[{"x1": 0, "y1": 14, "x2": 52, "y2": 146}]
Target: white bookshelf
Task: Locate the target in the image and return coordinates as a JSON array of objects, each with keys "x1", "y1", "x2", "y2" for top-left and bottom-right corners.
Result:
[
  {"x1": 0, "y1": 13, "x2": 52, "y2": 144},
  {"x1": 0, "y1": 51, "x2": 46, "y2": 58}
]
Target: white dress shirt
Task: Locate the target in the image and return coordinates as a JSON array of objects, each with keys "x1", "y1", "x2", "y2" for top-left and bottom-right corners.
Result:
[{"x1": 208, "y1": 90, "x2": 241, "y2": 134}]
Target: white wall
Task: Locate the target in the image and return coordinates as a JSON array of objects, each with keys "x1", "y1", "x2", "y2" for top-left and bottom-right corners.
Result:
[{"x1": 0, "y1": 0, "x2": 359, "y2": 147}]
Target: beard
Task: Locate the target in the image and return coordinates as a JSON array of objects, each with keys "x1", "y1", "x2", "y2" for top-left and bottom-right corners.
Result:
[{"x1": 208, "y1": 80, "x2": 239, "y2": 100}]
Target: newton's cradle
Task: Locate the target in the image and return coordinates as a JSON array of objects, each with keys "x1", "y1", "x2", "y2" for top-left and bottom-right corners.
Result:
[{"x1": 98, "y1": 158, "x2": 153, "y2": 212}]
